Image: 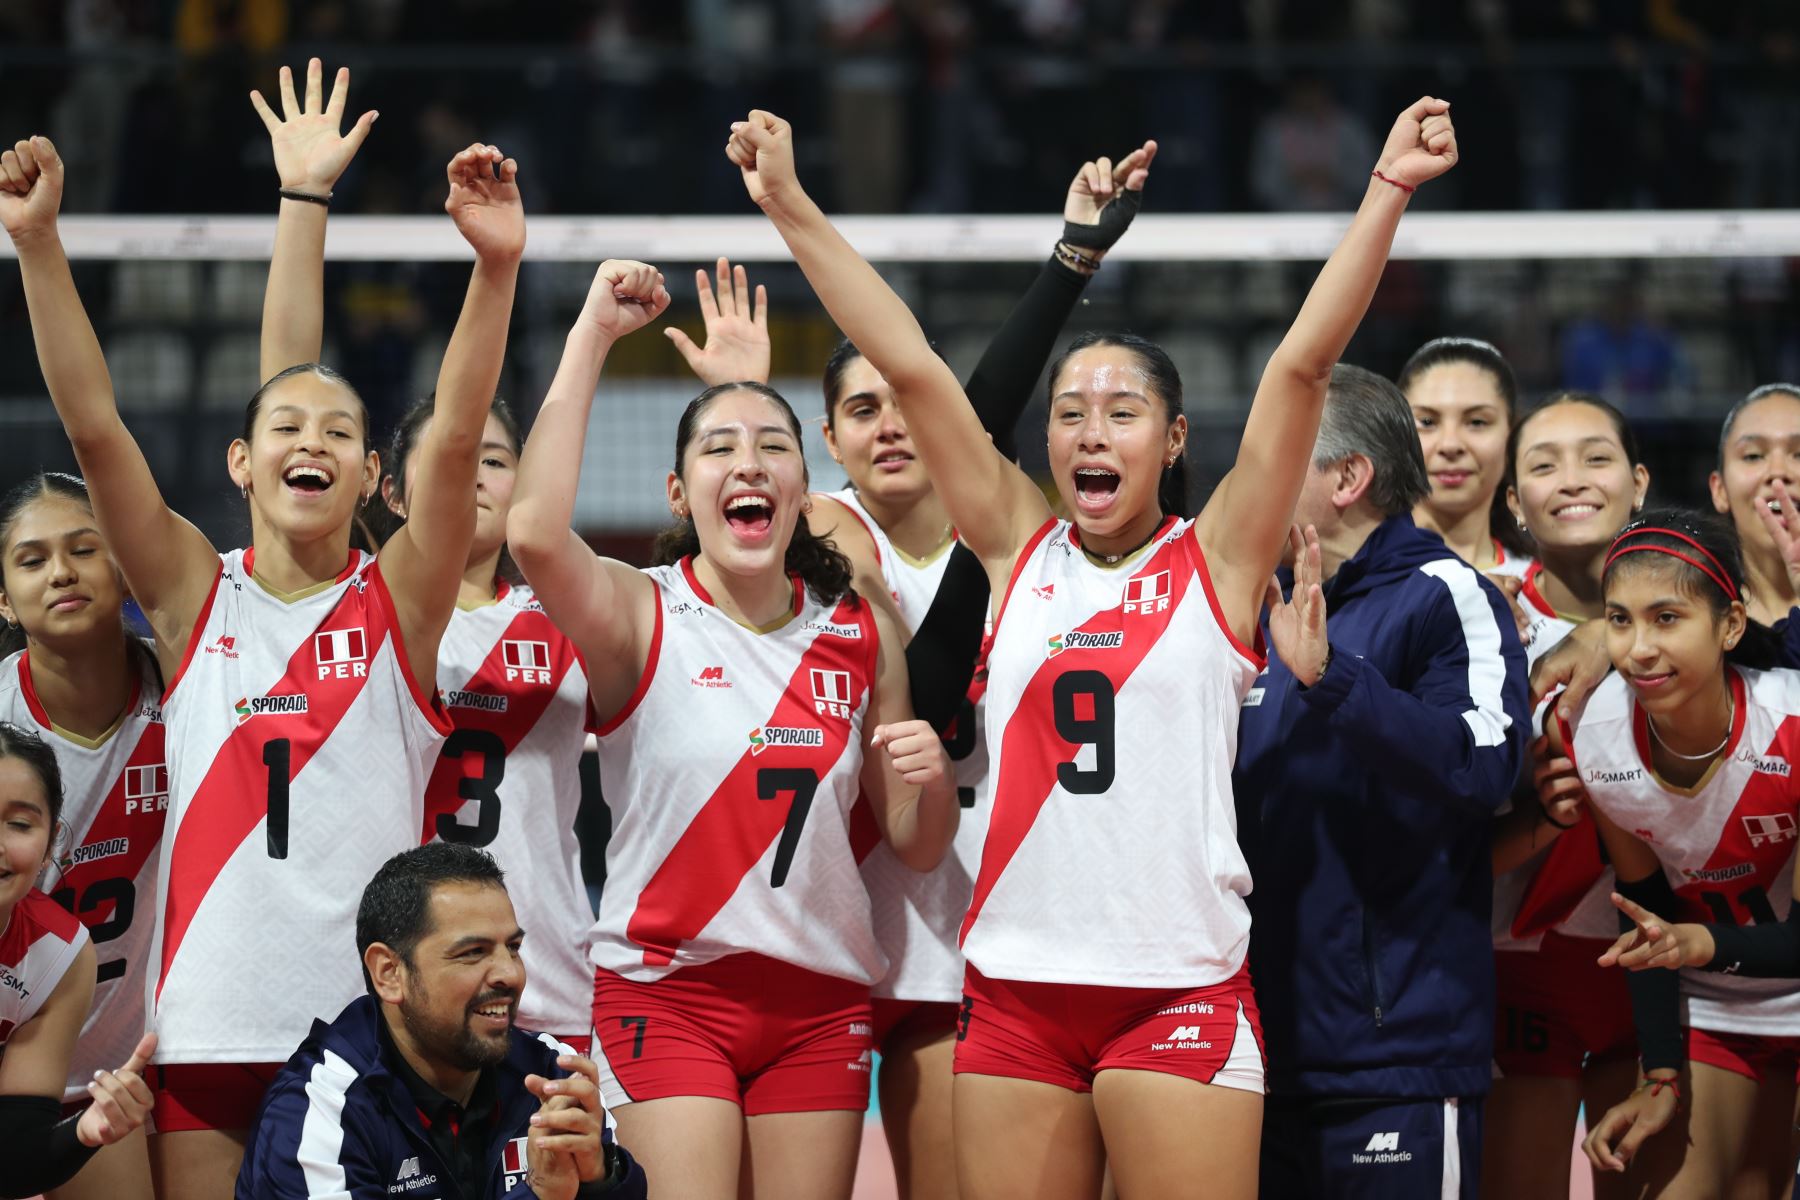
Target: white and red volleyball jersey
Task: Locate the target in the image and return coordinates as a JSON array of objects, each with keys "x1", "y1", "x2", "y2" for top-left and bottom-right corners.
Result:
[
  {"x1": 1576, "y1": 667, "x2": 1800, "y2": 1035},
  {"x1": 962, "y1": 517, "x2": 1261, "y2": 988},
  {"x1": 0, "y1": 649, "x2": 166, "y2": 1098},
  {"x1": 1486, "y1": 539, "x2": 1530, "y2": 580},
  {"x1": 1490, "y1": 566, "x2": 1621, "y2": 950},
  {"x1": 0, "y1": 888, "x2": 89, "y2": 1045},
  {"x1": 426, "y1": 582, "x2": 593, "y2": 1035},
  {"x1": 591, "y1": 559, "x2": 885, "y2": 985},
  {"x1": 151, "y1": 549, "x2": 450, "y2": 1064},
  {"x1": 826, "y1": 488, "x2": 994, "y2": 1003}
]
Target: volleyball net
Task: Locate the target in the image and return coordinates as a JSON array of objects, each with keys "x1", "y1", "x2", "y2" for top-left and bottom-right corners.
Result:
[{"x1": 2, "y1": 211, "x2": 1795, "y2": 542}]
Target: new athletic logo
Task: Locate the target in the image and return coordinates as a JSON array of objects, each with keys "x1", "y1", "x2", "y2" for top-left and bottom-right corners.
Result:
[
  {"x1": 313, "y1": 627, "x2": 368, "y2": 680},
  {"x1": 811, "y1": 669, "x2": 853, "y2": 719},
  {"x1": 1121, "y1": 571, "x2": 1171, "y2": 615},
  {"x1": 691, "y1": 665, "x2": 733, "y2": 689},
  {"x1": 1744, "y1": 812, "x2": 1798, "y2": 848},
  {"x1": 391, "y1": 1152, "x2": 439, "y2": 1190},
  {"x1": 1045, "y1": 630, "x2": 1125, "y2": 659},
  {"x1": 1149, "y1": 1024, "x2": 1212, "y2": 1051},
  {"x1": 503, "y1": 639, "x2": 552, "y2": 684},
  {"x1": 125, "y1": 763, "x2": 169, "y2": 815},
  {"x1": 1351, "y1": 1131, "x2": 1412, "y2": 1165},
  {"x1": 233, "y1": 694, "x2": 309, "y2": 724},
  {"x1": 204, "y1": 634, "x2": 239, "y2": 659},
  {"x1": 748, "y1": 726, "x2": 825, "y2": 756}
]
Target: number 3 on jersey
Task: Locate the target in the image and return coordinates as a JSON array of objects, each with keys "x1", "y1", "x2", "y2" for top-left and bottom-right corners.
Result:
[
  {"x1": 435, "y1": 729, "x2": 508, "y2": 847},
  {"x1": 1053, "y1": 670, "x2": 1116, "y2": 794}
]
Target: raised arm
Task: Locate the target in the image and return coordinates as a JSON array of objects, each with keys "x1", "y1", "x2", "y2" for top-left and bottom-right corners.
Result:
[
  {"x1": 665, "y1": 257, "x2": 770, "y2": 387},
  {"x1": 1197, "y1": 97, "x2": 1458, "y2": 629},
  {"x1": 377, "y1": 145, "x2": 524, "y2": 693},
  {"x1": 730, "y1": 112, "x2": 1048, "y2": 572},
  {"x1": 507, "y1": 261, "x2": 671, "y2": 719},
  {"x1": 250, "y1": 58, "x2": 377, "y2": 379},
  {"x1": 0, "y1": 137, "x2": 218, "y2": 670}
]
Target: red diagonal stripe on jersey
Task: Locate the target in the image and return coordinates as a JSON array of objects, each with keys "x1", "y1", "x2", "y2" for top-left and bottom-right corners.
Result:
[
  {"x1": 1671, "y1": 709, "x2": 1800, "y2": 925},
  {"x1": 157, "y1": 577, "x2": 390, "y2": 1000},
  {"x1": 961, "y1": 537, "x2": 1195, "y2": 946},
  {"x1": 625, "y1": 598, "x2": 872, "y2": 966},
  {"x1": 49, "y1": 720, "x2": 167, "y2": 954},
  {"x1": 423, "y1": 608, "x2": 580, "y2": 840}
]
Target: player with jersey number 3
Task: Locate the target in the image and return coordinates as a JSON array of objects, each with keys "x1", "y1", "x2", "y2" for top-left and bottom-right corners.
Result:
[
  {"x1": 507, "y1": 260, "x2": 958, "y2": 1200},
  {"x1": 731, "y1": 98, "x2": 1456, "y2": 1198},
  {"x1": 0, "y1": 59, "x2": 524, "y2": 1197}
]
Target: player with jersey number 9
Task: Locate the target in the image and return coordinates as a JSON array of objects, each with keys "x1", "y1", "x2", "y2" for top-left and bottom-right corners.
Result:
[
  {"x1": 0, "y1": 60, "x2": 525, "y2": 1197},
  {"x1": 730, "y1": 96, "x2": 1456, "y2": 1199},
  {"x1": 508, "y1": 257, "x2": 958, "y2": 1200}
]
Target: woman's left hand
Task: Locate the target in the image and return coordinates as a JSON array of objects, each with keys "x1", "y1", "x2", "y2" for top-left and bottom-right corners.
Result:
[{"x1": 1266, "y1": 524, "x2": 1330, "y2": 686}]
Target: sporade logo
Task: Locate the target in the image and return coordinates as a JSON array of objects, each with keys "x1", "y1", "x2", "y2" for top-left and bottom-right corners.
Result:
[
  {"x1": 1045, "y1": 630, "x2": 1124, "y2": 659},
  {"x1": 233, "y1": 694, "x2": 308, "y2": 724},
  {"x1": 748, "y1": 726, "x2": 824, "y2": 756}
]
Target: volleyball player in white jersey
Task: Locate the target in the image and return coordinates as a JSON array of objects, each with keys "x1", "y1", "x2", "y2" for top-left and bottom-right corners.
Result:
[
  {"x1": 1714, "y1": 384, "x2": 1800, "y2": 627},
  {"x1": 1476, "y1": 394, "x2": 1648, "y2": 1200},
  {"x1": 508, "y1": 259, "x2": 957, "y2": 1199},
  {"x1": 1547, "y1": 512, "x2": 1800, "y2": 1196},
  {"x1": 668, "y1": 148, "x2": 1153, "y2": 1200},
  {"x1": 1, "y1": 65, "x2": 521, "y2": 1192},
  {"x1": 0, "y1": 473, "x2": 164, "y2": 1200},
  {"x1": 732, "y1": 99, "x2": 1458, "y2": 1197},
  {"x1": 1403, "y1": 337, "x2": 1526, "y2": 577},
  {"x1": 0, "y1": 723, "x2": 156, "y2": 1198}
]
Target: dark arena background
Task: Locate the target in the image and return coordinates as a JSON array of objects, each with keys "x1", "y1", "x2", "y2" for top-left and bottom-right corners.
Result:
[{"x1": 2, "y1": 4, "x2": 1799, "y2": 1197}]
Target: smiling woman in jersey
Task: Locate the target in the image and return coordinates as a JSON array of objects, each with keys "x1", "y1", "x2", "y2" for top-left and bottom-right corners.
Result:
[
  {"x1": 730, "y1": 99, "x2": 1457, "y2": 1198},
  {"x1": 0, "y1": 62, "x2": 523, "y2": 1197},
  {"x1": 507, "y1": 259, "x2": 958, "y2": 1200}
]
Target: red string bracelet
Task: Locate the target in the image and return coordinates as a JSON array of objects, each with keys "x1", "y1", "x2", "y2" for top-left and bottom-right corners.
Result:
[
  {"x1": 1371, "y1": 169, "x2": 1415, "y2": 194},
  {"x1": 1646, "y1": 1077, "x2": 1683, "y2": 1105}
]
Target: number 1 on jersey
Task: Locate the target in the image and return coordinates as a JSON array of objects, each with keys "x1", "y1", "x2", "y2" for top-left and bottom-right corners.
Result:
[{"x1": 263, "y1": 737, "x2": 292, "y2": 859}]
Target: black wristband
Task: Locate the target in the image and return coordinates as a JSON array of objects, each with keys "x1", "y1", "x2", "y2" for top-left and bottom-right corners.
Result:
[
  {"x1": 278, "y1": 188, "x2": 331, "y2": 206},
  {"x1": 1060, "y1": 185, "x2": 1143, "y2": 253},
  {"x1": 1617, "y1": 872, "x2": 1686, "y2": 1072},
  {"x1": 1703, "y1": 911, "x2": 1800, "y2": 978}
]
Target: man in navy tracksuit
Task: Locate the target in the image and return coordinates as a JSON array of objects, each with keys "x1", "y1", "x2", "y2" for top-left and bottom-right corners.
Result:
[
  {"x1": 1235, "y1": 365, "x2": 1529, "y2": 1199},
  {"x1": 237, "y1": 844, "x2": 646, "y2": 1199}
]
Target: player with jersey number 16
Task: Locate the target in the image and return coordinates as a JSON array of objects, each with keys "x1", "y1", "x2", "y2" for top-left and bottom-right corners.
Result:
[{"x1": 508, "y1": 259, "x2": 958, "y2": 1200}]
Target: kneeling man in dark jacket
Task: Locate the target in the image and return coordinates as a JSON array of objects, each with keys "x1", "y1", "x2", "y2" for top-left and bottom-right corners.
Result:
[{"x1": 238, "y1": 843, "x2": 645, "y2": 1199}]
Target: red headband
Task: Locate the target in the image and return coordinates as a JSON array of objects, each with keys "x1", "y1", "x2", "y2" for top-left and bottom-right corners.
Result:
[{"x1": 1604, "y1": 527, "x2": 1740, "y2": 602}]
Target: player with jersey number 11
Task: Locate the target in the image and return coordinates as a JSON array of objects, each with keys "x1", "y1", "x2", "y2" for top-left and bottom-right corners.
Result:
[
  {"x1": 507, "y1": 259, "x2": 959, "y2": 1200},
  {"x1": 0, "y1": 52, "x2": 524, "y2": 1196},
  {"x1": 730, "y1": 95, "x2": 1457, "y2": 1198}
]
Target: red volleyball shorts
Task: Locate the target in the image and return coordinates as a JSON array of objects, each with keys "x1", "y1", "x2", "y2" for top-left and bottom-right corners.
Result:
[
  {"x1": 152, "y1": 1061, "x2": 284, "y2": 1132},
  {"x1": 952, "y1": 961, "x2": 1264, "y2": 1094},
  {"x1": 1687, "y1": 1026, "x2": 1800, "y2": 1085},
  {"x1": 1493, "y1": 933, "x2": 1637, "y2": 1080},
  {"x1": 869, "y1": 997, "x2": 961, "y2": 1049},
  {"x1": 592, "y1": 952, "x2": 873, "y2": 1115}
]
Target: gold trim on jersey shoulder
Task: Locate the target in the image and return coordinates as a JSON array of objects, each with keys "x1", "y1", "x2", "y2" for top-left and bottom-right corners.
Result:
[
  {"x1": 728, "y1": 607, "x2": 799, "y2": 636},
  {"x1": 250, "y1": 571, "x2": 342, "y2": 604},
  {"x1": 1648, "y1": 752, "x2": 1728, "y2": 798},
  {"x1": 47, "y1": 708, "x2": 128, "y2": 751}
]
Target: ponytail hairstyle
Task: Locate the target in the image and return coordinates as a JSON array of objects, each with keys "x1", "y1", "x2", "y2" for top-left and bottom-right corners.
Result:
[
  {"x1": 0, "y1": 721, "x2": 66, "y2": 851},
  {"x1": 376, "y1": 393, "x2": 524, "y2": 583},
  {"x1": 1602, "y1": 506, "x2": 1782, "y2": 669},
  {"x1": 650, "y1": 382, "x2": 856, "y2": 607},
  {"x1": 0, "y1": 473, "x2": 163, "y2": 689},
  {"x1": 1045, "y1": 331, "x2": 1190, "y2": 518},
  {"x1": 1399, "y1": 336, "x2": 1526, "y2": 557},
  {"x1": 244, "y1": 362, "x2": 370, "y2": 449}
]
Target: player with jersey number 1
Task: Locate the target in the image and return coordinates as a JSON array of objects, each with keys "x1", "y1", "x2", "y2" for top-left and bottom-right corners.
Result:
[
  {"x1": 0, "y1": 473, "x2": 166, "y2": 1200},
  {"x1": 509, "y1": 259, "x2": 959, "y2": 1200},
  {"x1": 730, "y1": 97, "x2": 1457, "y2": 1198},
  {"x1": 0, "y1": 57, "x2": 523, "y2": 1195}
]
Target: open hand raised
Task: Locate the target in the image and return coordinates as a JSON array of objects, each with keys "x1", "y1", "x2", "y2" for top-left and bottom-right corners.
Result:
[
  {"x1": 666, "y1": 258, "x2": 770, "y2": 386},
  {"x1": 0, "y1": 136, "x2": 64, "y2": 241},
  {"x1": 1266, "y1": 524, "x2": 1330, "y2": 686},
  {"x1": 445, "y1": 143, "x2": 525, "y2": 262},
  {"x1": 250, "y1": 58, "x2": 377, "y2": 196}
]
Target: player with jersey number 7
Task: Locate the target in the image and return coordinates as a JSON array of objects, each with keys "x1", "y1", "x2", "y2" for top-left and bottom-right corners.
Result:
[
  {"x1": 729, "y1": 96, "x2": 1455, "y2": 1199},
  {"x1": 508, "y1": 259, "x2": 958, "y2": 1200},
  {"x1": 0, "y1": 91, "x2": 522, "y2": 1196}
]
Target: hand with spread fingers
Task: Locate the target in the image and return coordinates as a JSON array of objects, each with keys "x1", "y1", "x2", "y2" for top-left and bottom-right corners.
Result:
[
  {"x1": 666, "y1": 257, "x2": 771, "y2": 387},
  {"x1": 1597, "y1": 891, "x2": 1715, "y2": 972},
  {"x1": 445, "y1": 143, "x2": 525, "y2": 263},
  {"x1": 1754, "y1": 478, "x2": 1800, "y2": 596},
  {"x1": 250, "y1": 57, "x2": 377, "y2": 198},
  {"x1": 1266, "y1": 524, "x2": 1331, "y2": 687},
  {"x1": 0, "y1": 134, "x2": 65, "y2": 242},
  {"x1": 522, "y1": 1054, "x2": 609, "y2": 1199},
  {"x1": 75, "y1": 1031, "x2": 157, "y2": 1148}
]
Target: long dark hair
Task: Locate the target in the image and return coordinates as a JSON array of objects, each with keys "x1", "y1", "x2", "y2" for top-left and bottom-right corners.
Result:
[
  {"x1": 1045, "y1": 331, "x2": 1190, "y2": 518},
  {"x1": 0, "y1": 473, "x2": 162, "y2": 688},
  {"x1": 244, "y1": 362, "x2": 369, "y2": 447},
  {"x1": 650, "y1": 382, "x2": 855, "y2": 607},
  {"x1": 1603, "y1": 506, "x2": 1782, "y2": 669},
  {"x1": 374, "y1": 393, "x2": 524, "y2": 585},
  {"x1": 0, "y1": 720, "x2": 66, "y2": 834},
  {"x1": 1399, "y1": 336, "x2": 1526, "y2": 557}
]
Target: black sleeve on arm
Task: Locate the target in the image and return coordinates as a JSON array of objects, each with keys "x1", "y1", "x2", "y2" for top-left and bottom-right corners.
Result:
[
  {"x1": 904, "y1": 543, "x2": 990, "y2": 734},
  {"x1": 1703, "y1": 902, "x2": 1800, "y2": 978},
  {"x1": 962, "y1": 256, "x2": 1091, "y2": 462},
  {"x1": 1615, "y1": 871, "x2": 1686, "y2": 1073},
  {"x1": 0, "y1": 1096, "x2": 100, "y2": 1198}
]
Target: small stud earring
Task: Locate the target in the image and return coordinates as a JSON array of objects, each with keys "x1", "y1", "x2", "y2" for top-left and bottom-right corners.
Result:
[{"x1": 1516, "y1": 516, "x2": 1528, "y2": 532}]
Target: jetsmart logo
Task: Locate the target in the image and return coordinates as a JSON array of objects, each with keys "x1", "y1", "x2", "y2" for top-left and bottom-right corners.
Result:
[
  {"x1": 805, "y1": 619, "x2": 862, "y2": 640},
  {"x1": 1735, "y1": 747, "x2": 1792, "y2": 776},
  {"x1": 748, "y1": 726, "x2": 825, "y2": 756},
  {"x1": 234, "y1": 694, "x2": 309, "y2": 725},
  {"x1": 1583, "y1": 766, "x2": 1644, "y2": 785},
  {"x1": 1045, "y1": 630, "x2": 1125, "y2": 659}
]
